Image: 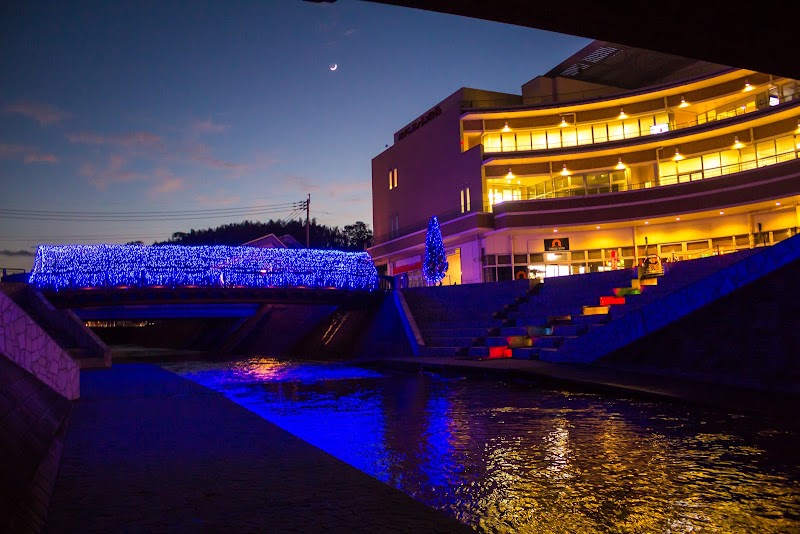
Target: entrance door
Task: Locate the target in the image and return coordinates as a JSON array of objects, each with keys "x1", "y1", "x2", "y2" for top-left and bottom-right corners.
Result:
[{"x1": 544, "y1": 264, "x2": 570, "y2": 278}]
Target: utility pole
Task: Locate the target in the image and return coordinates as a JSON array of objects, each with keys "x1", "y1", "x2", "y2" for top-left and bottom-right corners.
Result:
[{"x1": 305, "y1": 193, "x2": 310, "y2": 248}]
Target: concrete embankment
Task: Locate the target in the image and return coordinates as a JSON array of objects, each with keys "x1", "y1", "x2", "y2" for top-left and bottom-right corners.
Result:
[{"x1": 47, "y1": 364, "x2": 470, "y2": 533}]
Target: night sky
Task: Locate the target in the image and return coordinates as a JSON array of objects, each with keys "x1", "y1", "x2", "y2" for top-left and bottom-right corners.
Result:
[{"x1": 0, "y1": 0, "x2": 589, "y2": 271}]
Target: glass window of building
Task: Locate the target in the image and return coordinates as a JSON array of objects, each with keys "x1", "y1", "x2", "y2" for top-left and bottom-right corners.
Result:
[
  {"x1": 516, "y1": 131, "x2": 532, "y2": 151},
  {"x1": 592, "y1": 124, "x2": 608, "y2": 143},
  {"x1": 531, "y1": 131, "x2": 546, "y2": 150}
]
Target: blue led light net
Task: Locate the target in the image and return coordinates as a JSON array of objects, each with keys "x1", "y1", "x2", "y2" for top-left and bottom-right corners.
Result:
[{"x1": 29, "y1": 244, "x2": 379, "y2": 291}]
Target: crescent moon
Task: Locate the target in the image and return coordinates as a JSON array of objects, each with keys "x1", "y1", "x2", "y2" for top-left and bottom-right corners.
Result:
[{"x1": 330, "y1": 64, "x2": 338, "y2": 71}]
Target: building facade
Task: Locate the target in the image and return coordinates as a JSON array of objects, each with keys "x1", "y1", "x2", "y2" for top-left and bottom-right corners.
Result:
[{"x1": 369, "y1": 41, "x2": 800, "y2": 286}]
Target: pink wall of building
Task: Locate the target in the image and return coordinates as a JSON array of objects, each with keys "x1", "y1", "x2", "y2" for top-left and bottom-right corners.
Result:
[{"x1": 372, "y1": 89, "x2": 484, "y2": 248}]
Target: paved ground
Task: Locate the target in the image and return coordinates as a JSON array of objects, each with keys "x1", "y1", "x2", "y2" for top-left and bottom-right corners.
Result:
[
  {"x1": 47, "y1": 363, "x2": 471, "y2": 533},
  {"x1": 374, "y1": 357, "x2": 800, "y2": 428}
]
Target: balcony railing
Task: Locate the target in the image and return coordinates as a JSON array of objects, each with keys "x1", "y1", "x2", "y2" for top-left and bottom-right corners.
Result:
[{"x1": 485, "y1": 150, "x2": 798, "y2": 210}]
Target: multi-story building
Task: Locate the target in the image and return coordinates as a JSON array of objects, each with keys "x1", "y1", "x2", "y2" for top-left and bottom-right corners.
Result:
[{"x1": 369, "y1": 41, "x2": 800, "y2": 286}]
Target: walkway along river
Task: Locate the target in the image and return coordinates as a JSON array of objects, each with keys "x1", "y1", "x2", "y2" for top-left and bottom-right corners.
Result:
[{"x1": 164, "y1": 357, "x2": 800, "y2": 533}]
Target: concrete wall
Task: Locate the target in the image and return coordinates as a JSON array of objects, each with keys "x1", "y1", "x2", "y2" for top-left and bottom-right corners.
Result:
[
  {"x1": 553, "y1": 233, "x2": 800, "y2": 364},
  {"x1": 353, "y1": 292, "x2": 415, "y2": 358},
  {"x1": 0, "y1": 354, "x2": 72, "y2": 533},
  {"x1": 601, "y1": 256, "x2": 800, "y2": 388},
  {"x1": 0, "y1": 287, "x2": 79, "y2": 400}
]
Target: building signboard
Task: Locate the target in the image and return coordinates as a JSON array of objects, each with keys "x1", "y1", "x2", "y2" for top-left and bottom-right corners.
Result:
[
  {"x1": 397, "y1": 105, "x2": 443, "y2": 141},
  {"x1": 544, "y1": 238, "x2": 569, "y2": 251}
]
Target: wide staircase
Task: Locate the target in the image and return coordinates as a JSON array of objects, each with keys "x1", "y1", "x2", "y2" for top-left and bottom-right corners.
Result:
[
  {"x1": 401, "y1": 248, "x2": 771, "y2": 361},
  {"x1": 402, "y1": 279, "x2": 537, "y2": 358},
  {"x1": 502, "y1": 269, "x2": 635, "y2": 360}
]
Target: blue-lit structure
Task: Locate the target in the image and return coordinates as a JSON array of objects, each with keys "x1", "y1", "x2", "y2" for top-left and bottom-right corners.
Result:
[{"x1": 29, "y1": 244, "x2": 379, "y2": 291}]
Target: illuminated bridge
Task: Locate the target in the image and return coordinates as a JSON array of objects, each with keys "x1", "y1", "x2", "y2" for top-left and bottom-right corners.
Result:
[{"x1": 30, "y1": 244, "x2": 383, "y2": 320}]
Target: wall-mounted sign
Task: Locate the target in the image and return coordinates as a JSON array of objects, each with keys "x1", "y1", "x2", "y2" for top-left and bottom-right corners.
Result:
[
  {"x1": 650, "y1": 123, "x2": 669, "y2": 134},
  {"x1": 544, "y1": 238, "x2": 569, "y2": 251},
  {"x1": 397, "y1": 105, "x2": 443, "y2": 141}
]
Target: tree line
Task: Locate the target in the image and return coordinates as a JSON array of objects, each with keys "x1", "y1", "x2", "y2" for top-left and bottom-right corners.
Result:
[{"x1": 129, "y1": 219, "x2": 373, "y2": 251}]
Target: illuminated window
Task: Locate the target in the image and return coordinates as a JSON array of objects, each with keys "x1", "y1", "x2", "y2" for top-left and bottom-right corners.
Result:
[
  {"x1": 516, "y1": 131, "x2": 532, "y2": 151},
  {"x1": 501, "y1": 133, "x2": 516, "y2": 152},
  {"x1": 389, "y1": 170, "x2": 393, "y2": 190},
  {"x1": 546, "y1": 129, "x2": 561, "y2": 149},
  {"x1": 459, "y1": 187, "x2": 472, "y2": 213},
  {"x1": 484, "y1": 133, "x2": 501, "y2": 152},
  {"x1": 393, "y1": 168, "x2": 398, "y2": 188}
]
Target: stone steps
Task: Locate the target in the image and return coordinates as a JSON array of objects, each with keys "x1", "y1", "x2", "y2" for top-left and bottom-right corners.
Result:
[
  {"x1": 425, "y1": 336, "x2": 481, "y2": 348},
  {"x1": 552, "y1": 323, "x2": 587, "y2": 336},
  {"x1": 420, "y1": 327, "x2": 494, "y2": 338},
  {"x1": 423, "y1": 318, "x2": 505, "y2": 330},
  {"x1": 418, "y1": 346, "x2": 467, "y2": 357}
]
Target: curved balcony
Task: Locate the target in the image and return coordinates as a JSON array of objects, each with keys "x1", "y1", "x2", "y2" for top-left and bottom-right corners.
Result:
[
  {"x1": 481, "y1": 95, "x2": 800, "y2": 160},
  {"x1": 491, "y1": 158, "x2": 800, "y2": 229}
]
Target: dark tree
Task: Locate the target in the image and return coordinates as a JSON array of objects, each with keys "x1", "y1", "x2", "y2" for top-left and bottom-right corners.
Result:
[
  {"x1": 153, "y1": 218, "x2": 368, "y2": 251},
  {"x1": 342, "y1": 221, "x2": 373, "y2": 250}
]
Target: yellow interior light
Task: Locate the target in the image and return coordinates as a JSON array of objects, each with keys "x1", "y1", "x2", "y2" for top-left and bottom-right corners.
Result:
[
  {"x1": 559, "y1": 116, "x2": 569, "y2": 128},
  {"x1": 678, "y1": 96, "x2": 689, "y2": 108},
  {"x1": 795, "y1": 121, "x2": 800, "y2": 134},
  {"x1": 560, "y1": 164, "x2": 571, "y2": 176},
  {"x1": 615, "y1": 157, "x2": 627, "y2": 170},
  {"x1": 618, "y1": 108, "x2": 628, "y2": 119},
  {"x1": 732, "y1": 136, "x2": 744, "y2": 149},
  {"x1": 506, "y1": 168, "x2": 514, "y2": 179},
  {"x1": 502, "y1": 121, "x2": 511, "y2": 132},
  {"x1": 673, "y1": 149, "x2": 684, "y2": 161},
  {"x1": 743, "y1": 80, "x2": 753, "y2": 92}
]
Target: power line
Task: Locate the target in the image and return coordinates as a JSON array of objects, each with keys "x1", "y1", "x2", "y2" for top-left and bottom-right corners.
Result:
[
  {"x1": 0, "y1": 201, "x2": 303, "y2": 217},
  {"x1": 0, "y1": 207, "x2": 302, "y2": 222}
]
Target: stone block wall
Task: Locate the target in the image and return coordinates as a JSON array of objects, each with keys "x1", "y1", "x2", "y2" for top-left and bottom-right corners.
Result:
[{"x1": 0, "y1": 289, "x2": 79, "y2": 400}]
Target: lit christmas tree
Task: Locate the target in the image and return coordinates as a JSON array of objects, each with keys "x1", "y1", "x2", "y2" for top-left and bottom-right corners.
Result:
[{"x1": 422, "y1": 216, "x2": 448, "y2": 285}]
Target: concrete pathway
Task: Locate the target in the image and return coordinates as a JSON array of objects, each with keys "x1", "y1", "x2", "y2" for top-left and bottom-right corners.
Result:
[
  {"x1": 47, "y1": 364, "x2": 470, "y2": 533},
  {"x1": 375, "y1": 357, "x2": 800, "y2": 427}
]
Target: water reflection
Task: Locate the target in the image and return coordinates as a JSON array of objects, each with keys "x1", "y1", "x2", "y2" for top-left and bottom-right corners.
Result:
[{"x1": 165, "y1": 359, "x2": 800, "y2": 533}]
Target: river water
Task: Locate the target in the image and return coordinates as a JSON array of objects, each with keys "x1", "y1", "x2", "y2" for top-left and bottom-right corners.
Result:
[{"x1": 164, "y1": 358, "x2": 800, "y2": 533}]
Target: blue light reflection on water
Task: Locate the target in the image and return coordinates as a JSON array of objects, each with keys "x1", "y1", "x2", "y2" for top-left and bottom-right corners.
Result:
[{"x1": 165, "y1": 358, "x2": 800, "y2": 533}]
